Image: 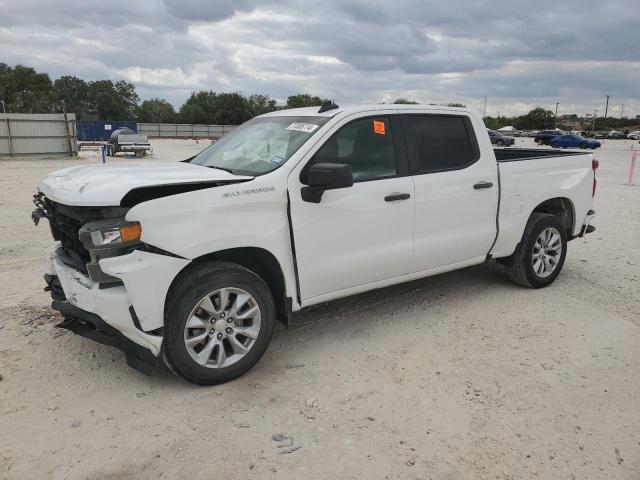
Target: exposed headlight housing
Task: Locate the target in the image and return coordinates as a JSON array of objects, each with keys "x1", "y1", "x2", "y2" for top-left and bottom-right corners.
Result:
[
  {"x1": 78, "y1": 219, "x2": 142, "y2": 285},
  {"x1": 80, "y1": 219, "x2": 142, "y2": 247},
  {"x1": 88, "y1": 222, "x2": 142, "y2": 246}
]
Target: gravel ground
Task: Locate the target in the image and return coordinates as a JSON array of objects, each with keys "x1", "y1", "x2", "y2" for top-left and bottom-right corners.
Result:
[{"x1": 0, "y1": 138, "x2": 639, "y2": 479}]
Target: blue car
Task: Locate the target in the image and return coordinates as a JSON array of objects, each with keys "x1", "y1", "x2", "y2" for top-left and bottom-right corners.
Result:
[{"x1": 550, "y1": 134, "x2": 601, "y2": 149}]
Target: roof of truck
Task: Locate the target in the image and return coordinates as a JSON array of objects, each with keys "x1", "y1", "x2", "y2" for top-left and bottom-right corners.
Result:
[{"x1": 259, "y1": 104, "x2": 472, "y2": 118}]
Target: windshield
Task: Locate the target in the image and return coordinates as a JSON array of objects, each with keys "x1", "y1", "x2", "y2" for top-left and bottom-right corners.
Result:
[{"x1": 190, "y1": 116, "x2": 330, "y2": 175}]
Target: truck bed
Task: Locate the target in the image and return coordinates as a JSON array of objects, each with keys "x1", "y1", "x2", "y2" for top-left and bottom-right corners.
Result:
[
  {"x1": 495, "y1": 148, "x2": 587, "y2": 162},
  {"x1": 491, "y1": 148, "x2": 594, "y2": 259}
]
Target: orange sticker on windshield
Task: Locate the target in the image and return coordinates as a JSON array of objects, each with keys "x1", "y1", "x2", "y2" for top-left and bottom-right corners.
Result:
[{"x1": 373, "y1": 120, "x2": 386, "y2": 135}]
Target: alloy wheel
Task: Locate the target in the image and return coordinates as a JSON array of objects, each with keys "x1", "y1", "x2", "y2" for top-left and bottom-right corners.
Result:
[
  {"x1": 183, "y1": 287, "x2": 261, "y2": 368},
  {"x1": 531, "y1": 227, "x2": 562, "y2": 278}
]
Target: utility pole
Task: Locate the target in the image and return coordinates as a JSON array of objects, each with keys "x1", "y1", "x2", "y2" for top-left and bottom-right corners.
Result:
[
  {"x1": 483, "y1": 96, "x2": 487, "y2": 118},
  {"x1": 592, "y1": 108, "x2": 598, "y2": 131},
  {"x1": 1, "y1": 100, "x2": 5, "y2": 113},
  {"x1": 604, "y1": 95, "x2": 610, "y2": 119},
  {"x1": 621, "y1": 104, "x2": 624, "y2": 118},
  {"x1": 554, "y1": 102, "x2": 559, "y2": 127}
]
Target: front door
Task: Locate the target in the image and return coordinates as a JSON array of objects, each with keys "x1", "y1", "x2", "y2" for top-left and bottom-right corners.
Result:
[{"x1": 288, "y1": 114, "x2": 414, "y2": 302}]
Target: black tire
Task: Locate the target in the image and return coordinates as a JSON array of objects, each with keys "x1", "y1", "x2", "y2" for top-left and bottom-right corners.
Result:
[
  {"x1": 163, "y1": 261, "x2": 276, "y2": 385},
  {"x1": 496, "y1": 140, "x2": 504, "y2": 147},
  {"x1": 536, "y1": 139, "x2": 544, "y2": 145},
  {"x1": 502, "y1": 213, "x2": 567, "y2": 288},
  {"x1": 580, "y1": 143, "x2": 588, "y2": 149}
]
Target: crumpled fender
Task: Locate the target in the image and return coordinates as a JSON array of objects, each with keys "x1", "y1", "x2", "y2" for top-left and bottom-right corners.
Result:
[{"x1": 100, "y1": 250, "x2": 191, "y2": 331}]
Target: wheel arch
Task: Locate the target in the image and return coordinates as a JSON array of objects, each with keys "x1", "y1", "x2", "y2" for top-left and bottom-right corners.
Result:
[
  {"x1": 531, "y1": 197, "x2": 575, "y2": 238},
  {"x1": 168, "y1": 247, "x2": 292, "y2": 326}
]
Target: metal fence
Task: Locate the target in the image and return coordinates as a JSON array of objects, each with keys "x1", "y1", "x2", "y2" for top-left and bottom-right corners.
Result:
[
  {"x1": 138, "y1": 123, "x2": 236, "y2": 139},
  {"x1": 0, "y1": 113, "x2": 76, "y2": 158}
]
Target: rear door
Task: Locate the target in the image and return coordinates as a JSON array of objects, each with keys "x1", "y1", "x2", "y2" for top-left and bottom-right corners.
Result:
[
  {"x1": 288, "y1": 113, "x2": 414, "y2": 302},
  {"x1": 402, "y1": 113, "x2": 498, "y2": 272}
]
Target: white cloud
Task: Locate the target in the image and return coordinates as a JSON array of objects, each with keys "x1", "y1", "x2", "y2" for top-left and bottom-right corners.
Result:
[{"x1": 0, "y1": 0, "x2": 638, "y2": 116}]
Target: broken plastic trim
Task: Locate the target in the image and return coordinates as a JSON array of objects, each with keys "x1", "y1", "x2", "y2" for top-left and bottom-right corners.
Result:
[{"x1": 53, "y1": 300, "x2": 163, "y2": 376}]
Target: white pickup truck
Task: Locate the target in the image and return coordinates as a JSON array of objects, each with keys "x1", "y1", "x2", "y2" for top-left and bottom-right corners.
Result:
[{"x1": 33, "y1": 104, "x2": 598, "y2": 385}]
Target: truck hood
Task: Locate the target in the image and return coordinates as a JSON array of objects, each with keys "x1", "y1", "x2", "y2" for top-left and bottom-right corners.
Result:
[{"x1": 38, "y1": 162, "x2": 253, "y2": 206}]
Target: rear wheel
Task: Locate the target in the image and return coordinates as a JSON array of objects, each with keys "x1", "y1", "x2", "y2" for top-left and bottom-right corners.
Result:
[
  {"x1": 503, "y1": 213, "x2": 567, "y2": 288},
  {"x1": 163, "y1": 262, "x2": 275, "y2": 385},
  {"x1": 580, "y1": 143, "x2": 588, "y2": 149},
  {"x1": 496, "y1": 140, "x2": 504, "y2": 147}
]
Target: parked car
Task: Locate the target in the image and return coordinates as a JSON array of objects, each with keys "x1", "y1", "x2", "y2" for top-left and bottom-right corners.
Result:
[
  {"x1": 106, "y1": 128, "x2": 152, "y2": 158},
  {"x1": 607, "y1": 131, "x2": 626, "y2": 139},
  {"x1": 626, "y1": 131, "x2": 640, "y2": 140},
  {"x1": 33, "y1": 104, "x2": 598, "y2": 385},
  {"x1": 488, "y1": 130, "x2": 515, "y2": 146},
  {"x1": 534, "y1": 130, "x2": 563, "y2": 145},
  {"x1": 550, "y1": 134, "x2": 601, "y2": 149}
]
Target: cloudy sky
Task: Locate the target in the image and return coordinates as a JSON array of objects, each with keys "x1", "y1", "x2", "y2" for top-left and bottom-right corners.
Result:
[{"x1": 1, "y1": 0, "x2": 639, "y2": 117}]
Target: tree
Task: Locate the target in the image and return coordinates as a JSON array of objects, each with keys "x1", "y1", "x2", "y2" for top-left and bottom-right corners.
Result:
[
  {"x1": 86, "y1": 80, "x2": 139, "y2": 119},
  {"x1": 179, "y1": 91, "x2": 252, "y2": 124},
  {"x1": 0, "y1": 63, "x2": 53, "y2": 113},
  {"x1": 516, "y1": 108, "x2": 555, "y2": 130},
  {"x1": 286, "y1": 93, "x2": 327, "y2": 108},
  {"x1": 210, "y1": 92, "x2": 251, "y2": 124},
  {"x1": 393, "y1": 98, "x2": 418, "y2": 104},
  {"x1": 447, "y1": 103, "x2": 466, "y2": 107},
  {"x1": 138, "y1": 98, "x2": 176, "y2": 123},
  {"x1": 248, "y1": 94, "x2": 278, "y2": 116},
  {"x1": 178, "y1": 103, "x2": 207, "y2": 124},
  {"x1": 53, "y1": 76, "x2": 89, "y2": 118}
]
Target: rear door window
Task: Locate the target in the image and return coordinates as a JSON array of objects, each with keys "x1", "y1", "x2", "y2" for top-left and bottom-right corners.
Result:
[{"x1": 403, "y1": 115, "x2": 479, "y2": 174}]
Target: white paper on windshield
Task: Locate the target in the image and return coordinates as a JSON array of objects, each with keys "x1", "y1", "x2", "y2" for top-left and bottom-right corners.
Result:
[{"x1": 286, "y1": 122, "x2": 320, "y2": 133}]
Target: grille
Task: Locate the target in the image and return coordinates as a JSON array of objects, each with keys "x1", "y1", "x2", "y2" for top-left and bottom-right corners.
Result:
[
  {"x1": 34, "y1": 194, "x2": 129, "y2": 274},
  {"x1": 47, "y1": 201, "x2": 91, "y2": 271}
]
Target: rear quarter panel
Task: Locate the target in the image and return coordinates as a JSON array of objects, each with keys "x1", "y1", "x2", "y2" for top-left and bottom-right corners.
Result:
[{"x1": 491, "y1": 153, "x2": 594, "y2": 258}]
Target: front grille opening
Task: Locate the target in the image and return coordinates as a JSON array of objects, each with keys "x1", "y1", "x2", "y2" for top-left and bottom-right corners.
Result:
[{"x1": 37, "y1": 195, "x2": 129, "y2": 274}]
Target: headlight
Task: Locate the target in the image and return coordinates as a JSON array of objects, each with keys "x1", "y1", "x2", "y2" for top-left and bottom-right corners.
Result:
[{"x1": 79, "y1": 219, "x2": 142, "y2": 247}]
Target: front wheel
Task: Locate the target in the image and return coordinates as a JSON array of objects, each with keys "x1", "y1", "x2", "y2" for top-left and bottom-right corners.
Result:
[
  {"x1": 163, "y1": 262, "x2": 276, "y2": 385},
  {"x1": 496, "y1": 140, "x2": 504, "y2": 147},
  {"x1": 502, "y1": 213, "x2": 567, "y2": 288},
  {"x1": 580, "y1": 143, "x2": 588, "y2": 149}
]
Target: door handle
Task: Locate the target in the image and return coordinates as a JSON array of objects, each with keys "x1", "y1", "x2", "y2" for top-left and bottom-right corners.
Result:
[
  {"x1": 385, "y1": 193, "x2": 411, "y2": 202},
  {"x1": 473, "y1": 181, "x2": 493, "y2": 190}
]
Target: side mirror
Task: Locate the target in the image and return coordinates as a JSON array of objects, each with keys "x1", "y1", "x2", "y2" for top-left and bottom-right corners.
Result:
[{"x1": 301, "y1": 162, "x2": 353, "y2": 203}]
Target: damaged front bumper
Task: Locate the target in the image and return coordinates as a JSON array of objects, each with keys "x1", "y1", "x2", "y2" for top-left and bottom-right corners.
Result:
[
  {"x1": 46, "y1": 246, "x2": 189, "y2": 374},
  {"x1": 53, "y1": 300, "x2": 162, "y2": 375}
]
